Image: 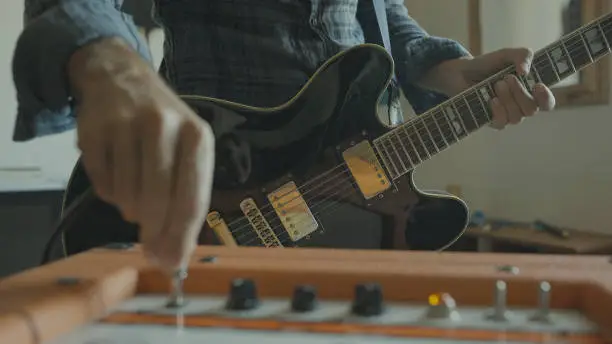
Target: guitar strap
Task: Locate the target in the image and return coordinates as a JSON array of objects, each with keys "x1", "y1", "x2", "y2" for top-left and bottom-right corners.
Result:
[
  {"x1": 371, "y1": 0, "x2": 404, "y2": 125},
  {"x1": 371, "y1": 1, "x2": 409, "y2": 250},
  {"x1": 372, "y1": 0, "x2": 394, "y2": 76}
]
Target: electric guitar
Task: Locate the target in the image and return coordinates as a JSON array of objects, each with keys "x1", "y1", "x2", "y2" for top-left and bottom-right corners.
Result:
[{"x1": 48, "y1": 12, "x2": 612, "y2": 260}]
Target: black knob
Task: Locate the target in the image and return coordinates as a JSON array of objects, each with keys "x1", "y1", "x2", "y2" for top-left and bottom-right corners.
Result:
[
  {"x1": 291, "y1": 285, "x2": 318, "y2": 312},
  {"x1": 226, "y1": 278, "x2": 259, "y2": 310},
  {"x1": 351, "y1": 283, "x2": 384, "y2": 316}
]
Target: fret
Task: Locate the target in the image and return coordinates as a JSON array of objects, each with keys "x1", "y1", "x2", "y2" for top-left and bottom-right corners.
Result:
[
  {"x1": 452, "y1": 100, "x2": 478, "y2": 132},
  {"x1": 486, "y1": 81, "x2": 498, "y2": 100},
  {"x1": 557, "y1": 41, "x2": 576, "y2": 75},
  {"x1": 387, "y1": 131, "x2": 411, "y2": 173},
  {"x1": 523, "y1": 65, "x2": 540, "y2": 92},
  {"x1": 369, "y1": 13, "x2": 612, "y2": 181},
  {"x1": 565, "y1": 32, "x2": 594, "y2": 69},
  {"x1": 463, "y1": 91, "x2": 489, "y2": 126},
  {"x1": 473, "y1": 86, "x2": 493, "y2": 120},
  {"x1": 597, "y1": 22, "x2": 610, "y2": 52},
  {"x1": 476, "y1": 83, "x2": 494, "y2": 107},
  {"x1": 441, "y1": 103, "x2": 468, "y2": 139},
  {"x1": 401, "y1": 125, "x2": 424, "y2": 164},
  {"x1": 414, "y1": 119, "x2": 439, "y2": 154},
  {"x1": 459, "y1": 95, "x2": 480, "y2": 128},
  {"x1": 532, "y1": 52, "x2": 559, "y2": 86},
  {"x1": 506, "y1": 70, "x2": 530, "y2": 94},
  {"x1": 431, "y1": 109, "x2": 458, "y2": 145},
  {"x1": 425, "y1": 112, "x2": 449, "y2": 150},
  {"x1": 386, "y1": 136, "x2": 407, "y2": 176},
  {"x1": 376, "y1": 140, "x2": 400, "y2": 178},
  {"x1": 516, "y1": 73, "x2": 530, "y2": 91},
  {"x1": 393, "y1": 129, "x2": 416, "y2": 167},
  {"x1": 406, "y1": 123, "x2": 430, "y2": 160},
  {"x1": 545, "y1": 50, "x2": 562, "y2": 82},
  {"x1": 583, "y1": 24, "x2": 608, "y2": 59},
  {"x1": 599, "y1": 16, "x2": 612, "y2": 49},
  {"x1": 529, "y1": 63, "x2": 543, "y2": 84}
]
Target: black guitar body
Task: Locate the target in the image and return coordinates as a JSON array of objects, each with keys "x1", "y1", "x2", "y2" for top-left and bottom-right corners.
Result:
[{"x1": 52, "y1": 44, "x2": 469, "y2": 261}]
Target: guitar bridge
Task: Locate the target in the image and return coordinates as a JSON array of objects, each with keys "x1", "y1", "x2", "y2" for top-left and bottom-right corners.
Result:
[
  {"x1": 240, "y1": 198, "x2": 283, "y2": 247},
  {"x1": 268, "y1": 181, "x2": 319, "y2": 242}
]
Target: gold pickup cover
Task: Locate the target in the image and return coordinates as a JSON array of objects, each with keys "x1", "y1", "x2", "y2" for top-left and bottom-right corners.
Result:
[
  {"x1": 267, "y1": 181, "x2": 319, "y2": 242},
  {"x1": 342, "y1": 140, "x2": 390, "y2": 199}
]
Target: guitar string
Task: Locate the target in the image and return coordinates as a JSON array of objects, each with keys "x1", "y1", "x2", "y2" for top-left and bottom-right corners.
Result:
[
  {"x1": 230, "y1": 165, "x2": 358, "y2": 241},
  {"x1": 226, "y1": 22, "x2": 610, "y2": 244},
  {"x1": 236, "y1": 56, "x2": 603, "y2": 245},
  {"x1": 232, "y1": 26, "x2": 601, "y2": 233},
  {"x1": 239, "y1": 176, "x2": 363, "y2": 245},
  {"x1": 373, "y1": 30, "x2": 603, "y2": 174},
  {"x1": 238, "y1": 58, "x2": 592, "y2": 245},
  {"x1": 258, "y1": 183, "x2": 365, "y2": 246},
  {"x1": 235, "y1": 71, "x2": 583, "y2": 244},
  {"x1": 235, "y1": 96, "x2": 499, "y2": 245},
  {"x1": 237, "y1": 175, "x2": 359, "y2": 245},
  {"x1": 231, "y1": 37, "x2": 594, "y2": 243},
  {"x1": 229, "y1": 23, "x2": 602, "y2": 232},
  {"x1": 231, "y1": 34, "x2": 603, "y2": 245}
]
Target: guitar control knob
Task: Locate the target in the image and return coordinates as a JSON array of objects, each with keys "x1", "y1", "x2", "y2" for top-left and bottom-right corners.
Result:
[
  {"x1": 351, "y1": 283, "x2": 384, "y2": 316},
  {"x1": 291, "y1": 285, "x2": 318, "y2": 312},
  {"x1": 226, "y1": 278, "x2": 259, "y2": 311}
]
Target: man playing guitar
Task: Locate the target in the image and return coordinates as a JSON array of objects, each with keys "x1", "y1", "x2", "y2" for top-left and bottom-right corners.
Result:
[{"x1": 12, "y1": 0, "x2": 555, "y2": 272}]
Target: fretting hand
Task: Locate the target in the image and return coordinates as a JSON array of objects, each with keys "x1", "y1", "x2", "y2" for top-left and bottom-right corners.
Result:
[{"x1": 427, "y1": 48, "x2": 556, "y2": 129}]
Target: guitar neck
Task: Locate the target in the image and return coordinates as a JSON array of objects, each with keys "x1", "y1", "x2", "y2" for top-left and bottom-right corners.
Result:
[{"x1": 374, "y1": 12, "x2": 612, "y2": 180}]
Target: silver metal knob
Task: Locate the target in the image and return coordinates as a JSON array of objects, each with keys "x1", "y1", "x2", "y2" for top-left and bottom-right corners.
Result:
[
  {"x1": 530, "y1": 281, "x2": 551, "y2": 323},
  {"x1": 486, "y1": 280, "x2": 510, "y2": 321},
  {"x1": 166, "y1": 269, "x2": 188, "y2": 308}
]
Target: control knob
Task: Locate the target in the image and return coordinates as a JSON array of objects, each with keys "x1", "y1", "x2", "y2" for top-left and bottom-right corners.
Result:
[
  {"x1": 226, "y1": 278, "x2": 259, "y2": 311},
  {"x1": 291, "y1": 285, "x2": 318, "y2": 312},
  {"x1": 351, "y1": 283, "x2": 384, "y2": 316}
]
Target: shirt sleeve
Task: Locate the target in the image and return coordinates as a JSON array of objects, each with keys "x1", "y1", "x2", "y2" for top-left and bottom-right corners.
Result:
[
  {"x1": 12, "y1": 0, "x2": 153, "y2": 142},
  {"x1": 385, "y1": 0, "x2": 471, "y2": 114}
]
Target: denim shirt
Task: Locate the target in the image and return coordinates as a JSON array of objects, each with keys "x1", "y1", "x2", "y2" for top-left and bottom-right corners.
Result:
[{"x1": 11, "y1": 0, "x2": 470, "y2": 142}]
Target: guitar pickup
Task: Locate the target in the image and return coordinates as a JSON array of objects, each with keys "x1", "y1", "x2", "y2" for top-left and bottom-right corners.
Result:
[
  {"x1": 267, "y1": 181, "x2": 319, "y2": 242},
  {"x1": 342, "y1": 140, "x2": 390, "y2": 199}
]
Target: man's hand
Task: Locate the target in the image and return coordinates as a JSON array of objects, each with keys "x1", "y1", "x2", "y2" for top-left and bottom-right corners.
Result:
[
  {"x1": 69, "y1": 38, "x2": 215, "y2": 271},
  {"x1": 421, "y1": 48, "x2": 556, "y2": 129}
]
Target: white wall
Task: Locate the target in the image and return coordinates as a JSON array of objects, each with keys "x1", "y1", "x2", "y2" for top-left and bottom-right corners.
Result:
[
  {"x1": 0, "y1": 0, "x2": 79, "y2": 191},
  {"x1": 406, "y1": 0, "x2": 612, "y2": 234}
]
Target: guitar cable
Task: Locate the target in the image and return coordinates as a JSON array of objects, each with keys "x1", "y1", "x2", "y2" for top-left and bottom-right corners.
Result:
[{"x1": 40, "y1": 189, "x2": 93, "y2": 265}]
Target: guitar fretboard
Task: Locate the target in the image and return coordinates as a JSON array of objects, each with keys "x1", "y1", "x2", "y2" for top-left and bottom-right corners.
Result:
[{"x1": 374, "y1": 12, "x2": 612, "y2": 180}]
